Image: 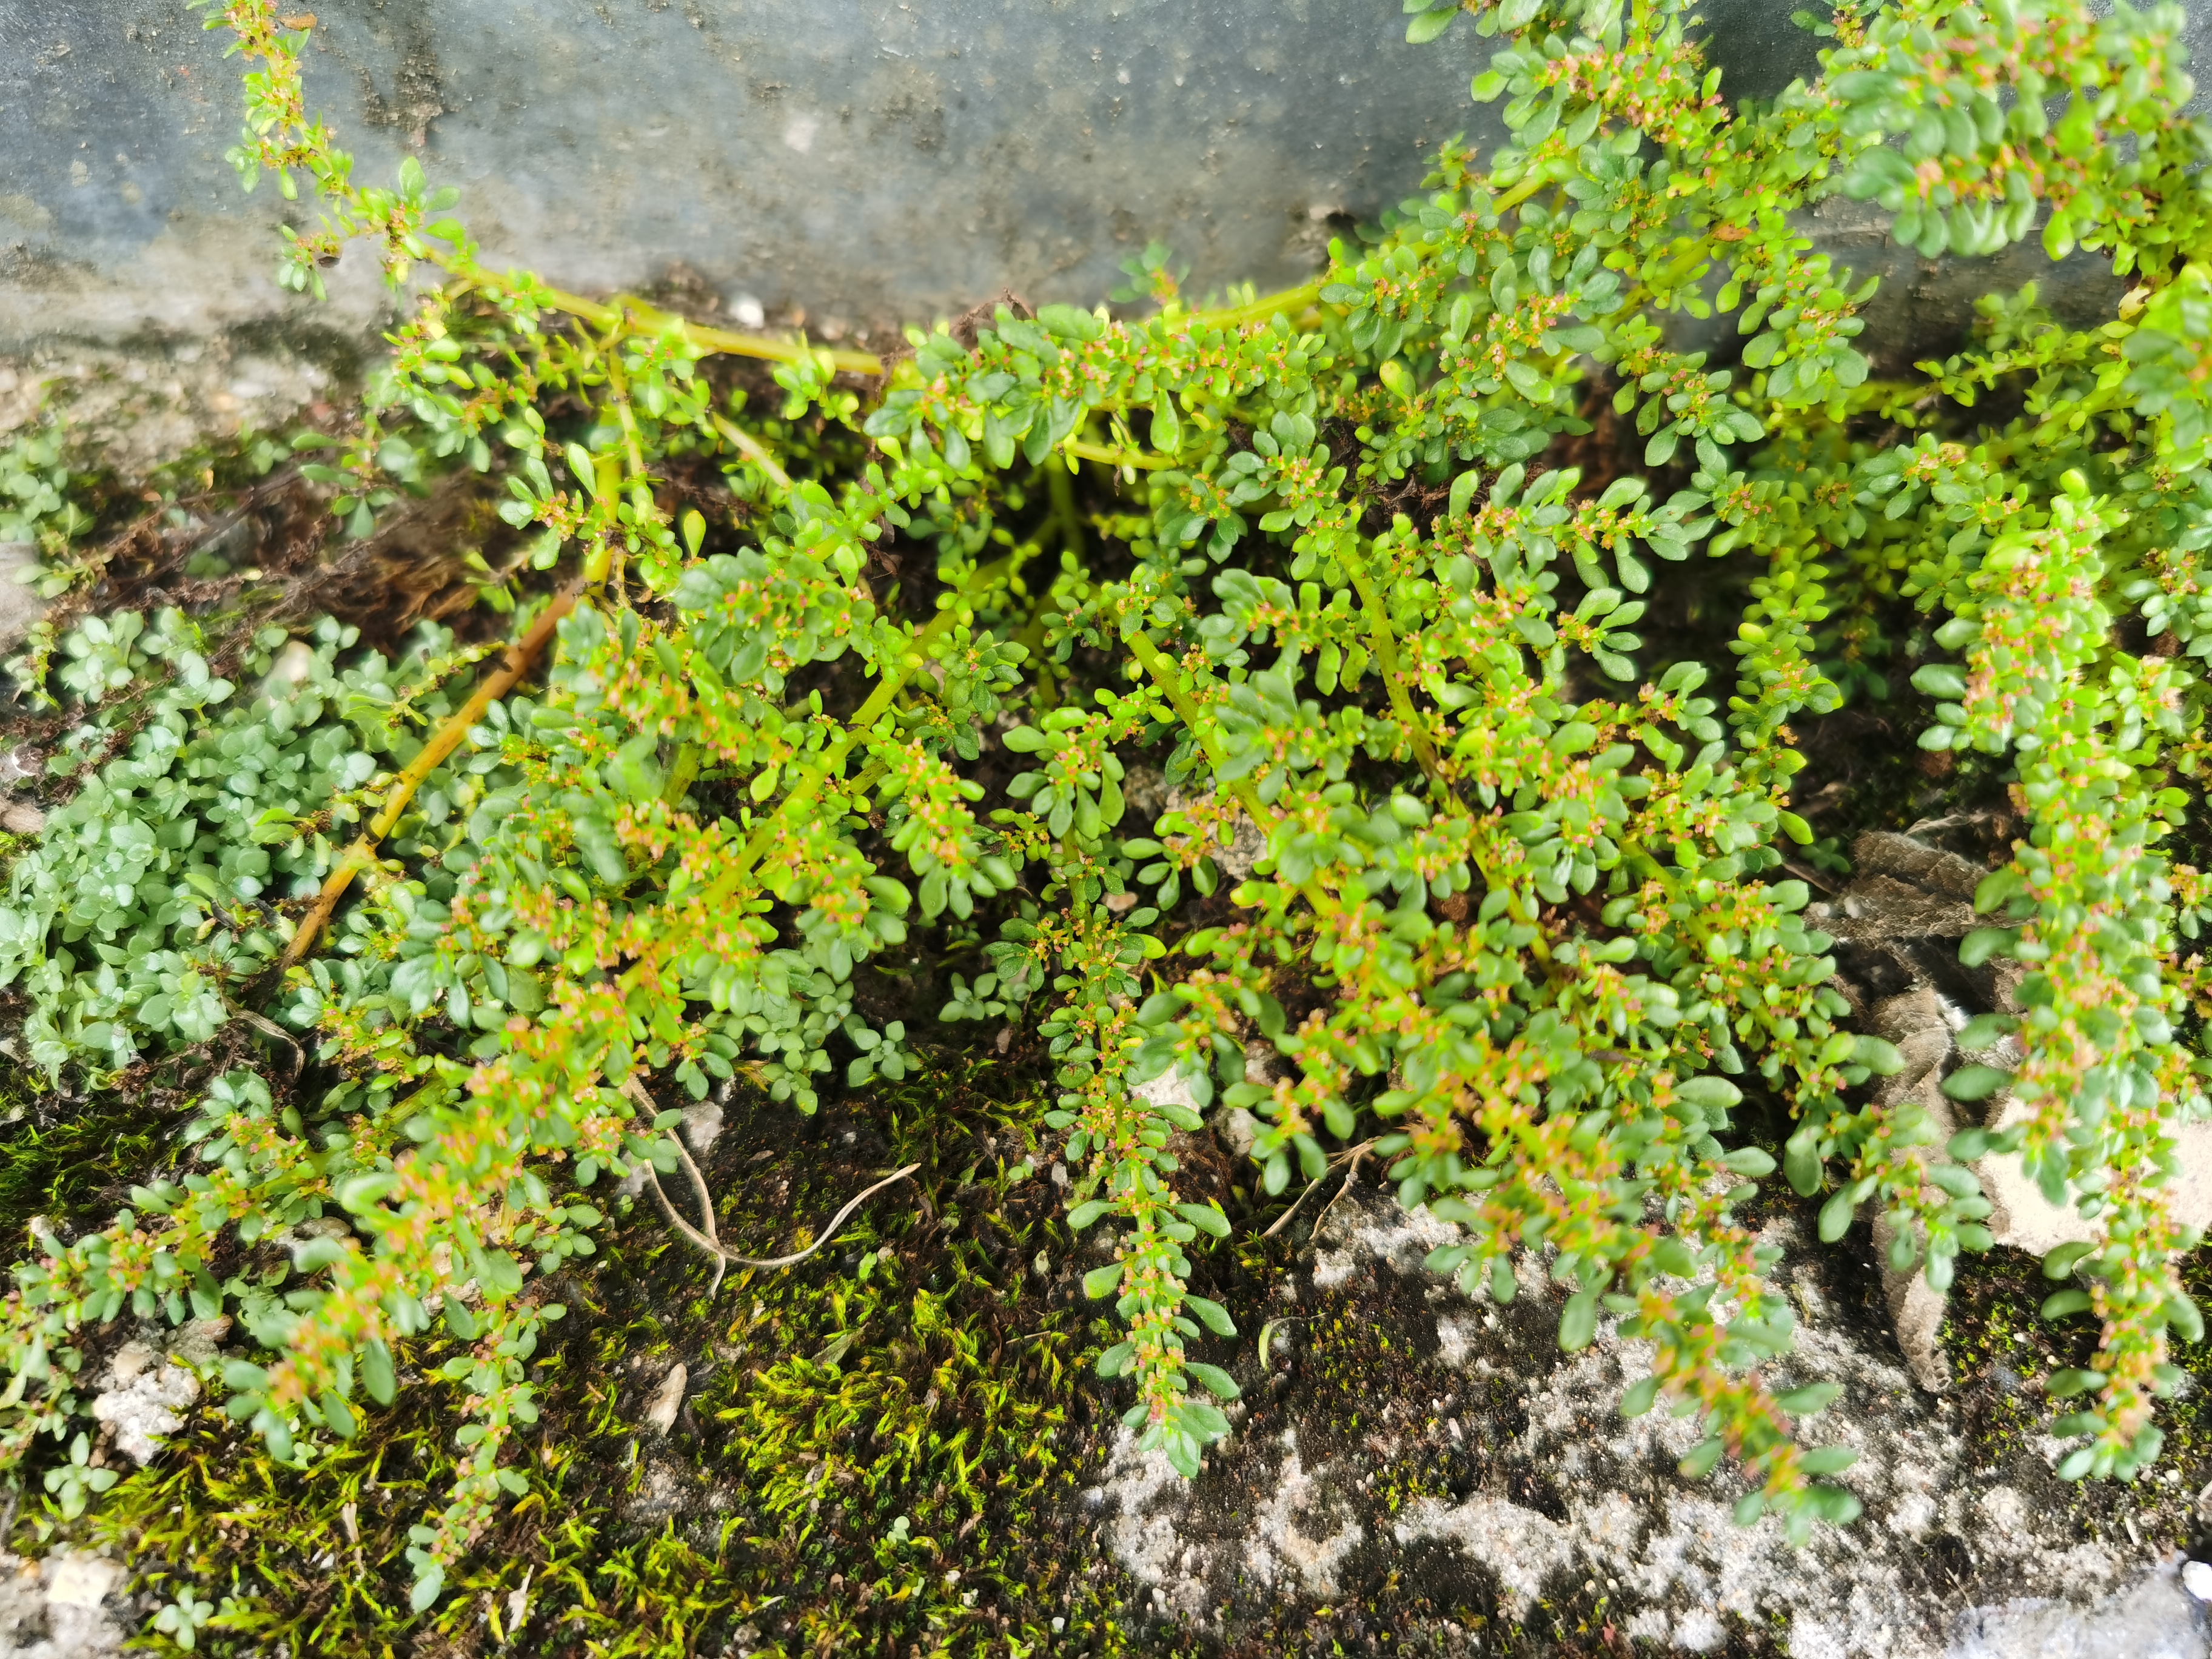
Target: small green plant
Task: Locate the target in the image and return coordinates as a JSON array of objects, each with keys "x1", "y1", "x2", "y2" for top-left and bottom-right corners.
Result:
[
  {"x1": 5, "y1": 0, "x2": 2212, "y2": 1621},
  {"x1": 0, "y1": 421, "x2": 97, "y2": 602},
  {"x1": 151, "y1": 1586, "x2": 218, "y2": 1651},
  {"x1": 40, "y1": 1431, "x2": 116, "y2": 1521}
]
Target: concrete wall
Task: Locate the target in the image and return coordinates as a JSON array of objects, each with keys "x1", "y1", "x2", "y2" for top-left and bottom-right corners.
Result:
[
  {"x1": 0, "y1": 0, "x2": 2199, "y2": 436},
  {"x1": 4, "y1": 1, "x2": 1509, "y2": 353}
]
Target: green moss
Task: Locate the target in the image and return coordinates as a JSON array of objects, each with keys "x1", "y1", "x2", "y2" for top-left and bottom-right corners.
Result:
[
  {"x1": 1939, "y1": 1242, "x2": 2210, "y2": 1553},
  {"x1": 0, "y1": 1052, "x2": 175, "y2": 1236},
  {"x1": 73, "y1": 1061, "x2": 1167, "y2": 1656}
]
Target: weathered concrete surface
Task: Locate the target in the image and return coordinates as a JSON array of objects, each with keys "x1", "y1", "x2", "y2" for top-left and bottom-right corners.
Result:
[
  {"x1": 0, "y1": 1550, "x2": 131, "y2": 1659},
  {"x1": 5, "y1": 0, "x2": 1495, "y2": 352},
  {"x1": 5, "y1": 0, "x2": 2195, "y2": 386},
  {"x1": 1076, "y1": 1178, "x2": 2212, "y2": 1655}
]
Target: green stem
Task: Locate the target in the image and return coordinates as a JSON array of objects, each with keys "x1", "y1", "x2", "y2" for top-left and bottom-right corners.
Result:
[
  {"x1": 279, "y1": 578, "x2": 585, "y2": 971},
  {"x1": 1067, "y1": 438, "x2": 1171, "y2": 471},
  {"x1": 1048, "y1": 463, "x2": 1087, "y2": 564},
  {"x1": 1124, "y1": 628, "x2": 1338, "y2": 918},
  {"x1": 1349, "y1": 563, "x2": 1444, "y2": 784},
  {"x1": 1184, "y1": 281, "x2": 1324, "y2": 333},
  {"x1": 710, "y1": 412, "x2": 794, "y2": 492},
  {"x1": 545, "y1": 289, "x2": 886, "y2": 377}
]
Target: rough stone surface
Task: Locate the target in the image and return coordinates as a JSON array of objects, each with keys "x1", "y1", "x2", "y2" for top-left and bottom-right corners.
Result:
[
  {"x1": 0, "y1": 1551, "x2": 130, "y2": 1658},
  {"x1": 1815, "y1": 830, "x2": 2212, "y2": 1391},
  {"x1": 1072, "y1": 1173, "x2": 2212, "y2": 1655},
  {"x1": 7, "y1": 4, "x2": 2154, "y2": 523},
  {"x1": 79, "y1": 1316, "x2": 229, "y2": 1472},
  {"x1": 85, "y1": 1342, "x2": 199, "y2": 1467},
  {"x1": 1949, "y1": 1562, "x2": 2209, "y2": 1659},
  {"x1": 0, "y1": 544, "x2": 44, "y2": 657},
  {"x1": 3, "y1": 1, "x2": 1490, "y2": 357}
]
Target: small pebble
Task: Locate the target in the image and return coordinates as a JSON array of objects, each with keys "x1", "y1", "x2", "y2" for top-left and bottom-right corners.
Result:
[
  {"x1": 2183, "y1": 1559, "x2": 2212, "y2": 1602},
  {"x1": 643, "y1": 1362, "x2": 687, "y2": 1435}
]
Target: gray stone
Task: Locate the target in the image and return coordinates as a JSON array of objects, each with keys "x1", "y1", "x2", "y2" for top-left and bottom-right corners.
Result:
[
  {"x1": 85, "y1": 1342, "x2": 199, "y2": 1467},
  {"x1": 7, "y1": 4, "x2": 2161, "y2": 460},
  {"x1": 1815, "y1": 830, "x2": 2212, "y2": 1389},
  {"x1": 0, "y1": 545, "x2": 44, "y2": 658},
  {"x1": 1949, "y1": 1561, "x2": 2210, "y2": 1659},
  {"x1": 1, "y1": 1, "x2": 1495, "y2": 355},
  {"x1": 1074, "y1": 1177, "x2": 2211, "y2": 1655},
  {"x1": 0, "y1": 1550, "x2": 129, "y2": 1659},
  {"x1": 681, "y1": 1096, "x2": 725, "y2": 1154}
]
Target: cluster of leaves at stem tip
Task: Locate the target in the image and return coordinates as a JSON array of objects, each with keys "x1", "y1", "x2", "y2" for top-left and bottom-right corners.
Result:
[{"x1": 7, "y1": 0, "x2": 2212, "y2": 1614}]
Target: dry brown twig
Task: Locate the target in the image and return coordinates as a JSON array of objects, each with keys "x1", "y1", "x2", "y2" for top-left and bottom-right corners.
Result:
[
  {"x1": 1259, "y1": 1137, "x2": 1381, "y2": 1240},
  {"x1": 277, "y1": 575, "x2": 586, "y2": 971},
  {"x1": 619, "y1": 1077, "x2": 921, "y2": 1290}
]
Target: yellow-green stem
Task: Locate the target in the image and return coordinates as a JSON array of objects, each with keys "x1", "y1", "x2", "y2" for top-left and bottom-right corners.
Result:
[
  {"x1": 711, "y1": 412, "x2": 794, "y2": 491},
  {"x1": 279, "y1": 578, "x2": 586, "y2": 971},
  {"x1": 1350, "y1": 563, "x2": 1445, "y2": 783},
  {"x1": 540, "y1": 287, "x2": 885, "y2": 377},
  {"x1": 1124, "y1": 628, "x2": 1338, "y2": 918},
  {"x1": 1068, "y1": 438, "x2": 1172, "y2": 471}
]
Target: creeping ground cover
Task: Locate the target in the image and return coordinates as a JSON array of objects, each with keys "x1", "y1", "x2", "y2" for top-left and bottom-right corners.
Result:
[{"x1": 8, "y1": 0, "x2": 2212, "y2": 1644}]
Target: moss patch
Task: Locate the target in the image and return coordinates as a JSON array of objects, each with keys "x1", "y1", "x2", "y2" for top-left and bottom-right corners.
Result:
[
  {"x1": 36, "y1": 1057, "x2": 1173, "y2": 1656},
  {"x1": 1940, "y1": 1241, "x2": 2212, "y2": 1561}
]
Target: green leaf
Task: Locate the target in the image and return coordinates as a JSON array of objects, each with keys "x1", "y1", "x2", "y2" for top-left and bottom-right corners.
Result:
[
  {"x1": 2043, "y1": 1241, "x2": 2097, "y2": 1280},
  {"x1": 1677, "y1": 1076, "x2": 1741, "y2": 1109},
  {"x1": 1678, "y1": 1436, "x2": 1726, "y2": 1480},
  {"x1": 1175, "y1": 1202, "x2": 1231, "y2": 1238},
  {"x1": 1618, "y1": 1374, "x2": 1660, "y2": 1417},
  {"x1": 1818, "y1": 1187, "x2": 1858, "y2": 1242},
  {"x1": 1185, "y1": 1294, "x2": 1237, "y2": 1337},
  {"x1": 1407, "y1": 5, "x2": 1458, "y2": 42},
  {"x1": 1941, "y1": 1065, "x2": 2009, "y2": 1103},
  {"x1": 566, "y1": 442, "x2": 599, "y2": 498},
  {"x1": 2167, "y1": 1294, "x2": 2205, "y2": 1344},
  {"x1": 2040, "y1": 1288, "x2": 2093, "y2": 1320},
  {"x1": 1959, "y1": 928, "x2": 2017, "y2": 968},
  {"x1": 1187, "y1": 1361, "x2": 1242, "y2": 1400},
  {"x1": 1083, "y1": 1262, "x2": 1125, "y2": 1299},
  {"x1": 2046, "y1": 1367, "x2": 2106, "y2": 1398},
  {"x1": 1783, "y1": 1133, "x2": 1823, "y2": 1197},
  {"x1": 1945, "y1": 1127, "x2": 1992, "y2": 1162},
  {"x1": 1721, "y1": 1146, "x2": 1775, "y2": 1178},
  {"x1": 1909, "y1": 664, "x2": 1966, "y2": 699},
  {"x1": 1954, "y1": 1013, "x2": 2014, "y2": 1051},
  {"x1": 362, "y1": 1342, "x2": 397, "y2": 1406},
  {"x1": 1558, "y1": 1288, "x2": 1599, "y2": 1351},
  {"x1": 1774, "y1": 1382, "x2": 1842, "y2": 1415},
  {"x1": 1853, "y1": 1036, "x2": 1905, "y2": 1075}
]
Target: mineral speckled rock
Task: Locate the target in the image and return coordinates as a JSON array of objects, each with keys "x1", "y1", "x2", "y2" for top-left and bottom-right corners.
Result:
[
  {"x1": 0, "y1": 543, "x2": 44, "y2": 658},
  {"x1": 1818, "y1": 830, "x2": 2212, "y2": 1392},
  {"x1": 82, "y1": 1318, "x2": 229, "y2": 1470},
  {"x1": 1071, "y1": 1178, "x2": 2212, "y2": 1655},
  {"x1": 0, "y1": 1551, "x2": 131, "y2": 1659},
  {"x1": 85, "y1": 1344, "x2": 199, "y2": 1469}
]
